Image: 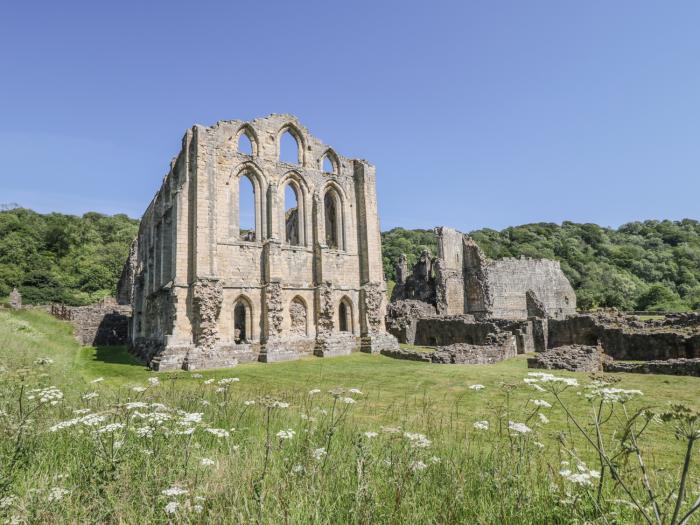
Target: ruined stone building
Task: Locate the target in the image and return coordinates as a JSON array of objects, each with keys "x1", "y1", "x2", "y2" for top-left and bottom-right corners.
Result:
[
  {"x1": 118, "y1": 114, "x2": 397, "y2": 370},
  {"x1": 392, "y1": 227, "x2": 577, "y2": 320}
]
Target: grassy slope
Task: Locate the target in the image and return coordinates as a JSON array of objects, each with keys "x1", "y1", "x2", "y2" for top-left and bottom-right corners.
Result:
[{"x1": 6, "y1": 308, "x2": 698, "y2": 459}]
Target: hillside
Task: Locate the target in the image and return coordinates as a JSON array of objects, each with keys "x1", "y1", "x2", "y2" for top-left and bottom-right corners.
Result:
[
  {"x1": 382, "y1": 220, "x2": 700, "y2": 312},
  {"x1": 0, "y1": 207, "x2": 139, "y2": 305},
  {"x1": 2, "y1": 208, "x2": 699, "y2": 311}
]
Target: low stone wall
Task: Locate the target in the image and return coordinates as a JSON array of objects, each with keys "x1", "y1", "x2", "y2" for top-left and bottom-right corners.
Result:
[
  {"x1": 603, "y1": 358, "x2": 700, "y2": 377},
  {"x1": 51, "y1": 299, "x2": 131, "y2": 346},
  {"x1": 548, "y1": 314, "x2": 700, "y2": 361},
  {"x1": 380, "y1": 336, "x2": 516, "y2": 365},
  {"x1": 528, "y1": 345, "x2": 608, "y2": 372}
]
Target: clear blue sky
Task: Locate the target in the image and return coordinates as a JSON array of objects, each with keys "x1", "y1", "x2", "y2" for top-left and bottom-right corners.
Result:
[{"x1": 1, "y1": 1, "x2": 699, "y2": 232}]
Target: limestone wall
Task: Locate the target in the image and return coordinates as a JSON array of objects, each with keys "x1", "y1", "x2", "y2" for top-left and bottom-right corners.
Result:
[
  {"x1": 51, "y1": 299, "x2": 131, "y2": 346},
  {"x1": 120, "y1": 114, "x2": 397, "y2": 370}
]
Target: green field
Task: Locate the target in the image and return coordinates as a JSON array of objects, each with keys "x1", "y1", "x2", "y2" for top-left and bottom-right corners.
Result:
[{"x1": 1, "y1": 308, "x2": 699, "y2": 524}]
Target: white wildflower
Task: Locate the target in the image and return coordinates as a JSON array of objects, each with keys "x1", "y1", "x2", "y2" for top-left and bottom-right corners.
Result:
[
  {"x1": 28, "y1": 386, "x2": 63, "y2": 405},
  {"x1": 532, "y1": 399, "x2": 552, "y2": 408},
  {"x1": 473, "y1": 420, "x2": 489, "y2": 431},
  {"x1": 292, "y1": 464, "x2": 304, "y2": 474},
  {"x1": 244, "y1": 400, "x2": 255, "y2": 406},
  {"x1": 135, "y1": 426, "x2": 154, "y2": 438},
  {"x1": 312, "y1": 447, "x2": 327, "y2": 460},
  {"x1": 90, "y1": 377, "x2": 104, "y2": 384},
  {"x1": 125, "y1": 401, "x2": 149, "y2": 410},
  {"x1": 538, "y1": 413, "x2": 550, "y2": 424},
  {"x1": 381, "y1": 426, "x2": 401, "y2": 434},
  {"x1": 98, "y1": 423, "x2": 124, "y2": 434},
  {"x1": 404, "y1": 432, "x2": 431, "y2": 448},
  {"x1": 205, "y1": 428, "x2": 229, "y2": 438},
  {"x1": 560, "y1": 464, "x2": 601, "y2": 486},
  {"x1": 410, "y1": 460, "x2": 428, "y2": 472},
  {"x1": 308, "y1": 388, "x2": 321, "y2": 395},
  {"x1": 193, "y1": 504, "x2": 204, "y2": 513},
  {"x1": 342, "y1": 397, "x2": 356, "y2": 404},
  {"x1": 131, "y1": 386, "x2": 146, "y2": 393},
  {"x1": 200, "y1": 457, "x2": 215, "y2": 467},
  {"x1": 203, "y1": 379, "x2": 214, "y2": 385},
  {"x1": 47, "y1": 487, "x2": 69, "y2": 502},
  {"x1": 534, "y1": 441, "x2": 545, "y2": 449},
  {"x1": 217, "y1": 377, "x2": 239, "y2": 385},
  {"x1": 34, "y1": 357, "x2": 54, "y2": 365},
  {"x1": 164, "y1": 501, "x2": 179, "y2": 514},
  {"x1": 363, "y1": 431, "x2": 378, "y2": 438},
  {"x1": 82, "y1": 392, "x2": 99, "y2": 400},
  {"x1": 178, "y1": 412, "x2": 203, "y2": 425},
  {"x1": 161, "y1": 486, "x2": 188, "y2": 497},
  {"x1": 271, "y1": 401, "x2": 289, "y2": 409},
  {"x1": 508, "y1": 421, "x2": 532, "y2": 434},
  {"x1": 348, "y1": 388, "x2": 363, "y2": 395},
  {"x1": 276, "y1": 429, "x2": 296, "y2": 440},
  {"x1": 469, "y1": 384, "x2": 485, "y2": 391},
  {"x1": 191, "y1": 373, "x2": 203, "y2": 378},
  {"x1": 147, "y1": 377, "x2": 160, "y2": 386},
  {"x1": 0, "y1": 495, "x2": 17, "y2": 509}
]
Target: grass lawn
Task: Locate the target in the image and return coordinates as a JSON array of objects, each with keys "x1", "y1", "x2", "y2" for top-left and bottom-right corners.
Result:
[{"x1": 1, "y1": 308, "x2": 699, "y2": 523}]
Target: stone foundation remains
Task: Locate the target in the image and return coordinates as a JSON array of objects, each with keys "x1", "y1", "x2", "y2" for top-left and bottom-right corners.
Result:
[
  {"x1": 50, "y1": 298, "x2": 131, "y2": 346},
  {"x1": 9, "y1": 288, "x2": 21, "y2": 309},
  {"x1": 528, "y1": 345, "x2": 609, "y2": 373},
  {"x1": 119, "y1": 114, "x2": 398, "y2": 370}
]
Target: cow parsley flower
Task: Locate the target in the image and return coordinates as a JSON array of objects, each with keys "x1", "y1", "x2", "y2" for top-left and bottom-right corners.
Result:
[
  {"x1": 410, "y1": 460, "x2": 427, "y2": 472},
  {"x1": 348, "y1": 388, "x2": 363, "y2": 395},
  {"x1": 276, "y1": 429, "x2": 296, "y2": 440},
  {"x1": 200, "y1": 458, "x2": 215, "y2": 467},
  {"x1": 82, "y1": 392, "x2": 99, "y2": 400},
  {"x1": 363, "y1": 431, "x2": 378, "y2": 438},
  {"x1": 98, "y1": 423, "x2": 124, "y2": 434},
  {"x1": 312, "y1": 447, "x2": 327, "y2": 460},
  {"x1": 560, "y1": 464, "x2": 601, "y2": 486},
  {"x1": 34, "y1": 357, "x2": 54, "y2": 365},
  {"x1": 508, "y1": 421, "x2": 532, "y2": 434},
  {"x1": 308, "y1": 388, "x2": 321, "y2": 395},
  {"x1": 132, "y1": 386, "x2": 146, "y2": 393},
  {"x1": 164, "y1": 501, "x2": 179, "y2": 514},
  {"x1": 532, "y1": 399, "x2": 552, "y2": 408},
  {"x1": 161, "y1": 486, "x2": 188, "y2": 497},
  {"x1": 538, "y1": 413, "x2": 550, "y2": 424},
  {"x1": 404, "y1": 432, "x2": 431, "y2": 448},
  {"x1": 48, "y1": 487, "x2": 69, "y2": 502},
  {"x1": 205, "y1": 428, "x2": 229, "y2": 438},
  {"x1": 147, "y1": 377, "x2": 160, "y2": 386},
  {"x1": 244, "y1": 400, "x2": 255, "y2": 406},
  {"x1": 342, "y1": 397, "x2": 356, "y2": 404},
  {"x1": 90, "y1": 377, "x2": 104, "y2": 384},
  {"x1": 469, "y1": 384, "x2": 485, "y2": 391},
  {"x1": 473, "y1": 420, "x2": 489, "y2": 431},
  {"x1": 218, "y1": 377, "x2": 240, "y2": 385}
]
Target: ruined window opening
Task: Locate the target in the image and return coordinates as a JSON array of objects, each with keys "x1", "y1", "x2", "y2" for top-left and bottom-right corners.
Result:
[
  {"x1": 279, "y1": 130, "x2": 299, "y2": 164},
  {"x1": 239, "y1": 175, "x2": 256, "y2": 241},
  {"x1": 324, "y1": 190, "x2": 341, "y2": 249},
  {"x1": 339, "y1": 298, "x2": 352, "y2": 333},
  {"x1": 284, "y1": 183, "x2": 300, "y2": 245},
  {"x1": 289, "y1": 296, "x2": 308, "y2": 336},
  {"x1": 238, "y1": 133, "x2": 253, "y2": 155},
  {"x1": 322, "y1": 155, "x2": 334, "y2": 174},
  {"x1": 234, "y1": 297, "x2": 252, "y2": 343}
]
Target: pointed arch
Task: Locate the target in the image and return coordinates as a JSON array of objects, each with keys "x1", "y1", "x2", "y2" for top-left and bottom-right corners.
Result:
[
  {"x1": 233, "y1": 294, "x2": 254, "y2": 343},
  {"x1": 289, "y1": 295, "x2": 308, "y2": 336},
  {"x1": 227, "y1": 161, "x2": 267, "y2": 242},
  {"x1": 276, "y1": 123, "x2": 306, "y2": 166},
  {"x1": 234, "y1": 124, "x2": 259, "y2": 156},
  {"x1": 338, "y1": 296, "x2": 354, "y2": 333},
  {"x1": 322, "y1": 182, "x2": 346, "y2": 250},
  {"x1": 319, "y1": 148, "x2": 339, "y2": 175},
  {"x1": 279, "y1": 170, "x2": 310, "y2": 246}
]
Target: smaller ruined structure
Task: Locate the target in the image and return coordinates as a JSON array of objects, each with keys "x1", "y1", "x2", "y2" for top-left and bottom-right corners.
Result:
[
  {"x1": 391, "y1": 227, "x2": 577, "y2": 319},
  {"x1": 9, "y1": 288, "x2": 21, "y2": 309},
  {"x1": 533, "y1": 310, "x2": 700, "y2": 376},
  {"x1": 384, "y1": 227, "x2": 574, "y2": 365}
]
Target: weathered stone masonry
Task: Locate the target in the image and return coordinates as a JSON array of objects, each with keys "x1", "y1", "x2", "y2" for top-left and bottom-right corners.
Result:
[{"x1": 118, "y1": 114, "x2": 398, "y2": 370}]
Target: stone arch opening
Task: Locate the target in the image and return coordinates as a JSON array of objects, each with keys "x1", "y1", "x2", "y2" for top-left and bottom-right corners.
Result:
[
  {"x1": 289, "y1": 296, "x2": 308, "y2": 336},
  {"x1": 320, "y1": 149, "x2": 339, "y2": 174},
  {"x1": 233, "y1": 295, "x2": 253, "y2": 343},
  {"x1": 239, "y1": 174, "x2": 256, "y2": 241},
  {"x1": 278, "y1": 125, "x2": 304, "y2": 165},
  {"x1": 338, "y1": 296, "x2": 353, "y2": 333},
  {"x1": 324, "y1": 187, "x2": 344, "y2": 250},
  {"x1": 235, "y1": 125, "x2": 258, "y2": 156},
  {"x1": 284, "y1": 183, "x2": 300, "y2": 245}
]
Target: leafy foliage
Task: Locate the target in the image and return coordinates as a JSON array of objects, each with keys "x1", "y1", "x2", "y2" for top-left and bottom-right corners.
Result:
[
  {"x1": 382, "y1": 220, "x2": 700, "y2": 312},
  {"x1": 0, "y1": 208, "x2": 138, "y2": 305}
]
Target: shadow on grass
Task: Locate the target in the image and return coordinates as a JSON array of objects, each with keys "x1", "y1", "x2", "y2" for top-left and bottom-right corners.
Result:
[{"x1": 93, "y1": 345, "x2": 146, "y2": 368}]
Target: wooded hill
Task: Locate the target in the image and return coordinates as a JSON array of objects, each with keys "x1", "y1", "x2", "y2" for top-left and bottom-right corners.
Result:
[{"x1": 1, "y1": 207, "x2": 699, "y2": 311}]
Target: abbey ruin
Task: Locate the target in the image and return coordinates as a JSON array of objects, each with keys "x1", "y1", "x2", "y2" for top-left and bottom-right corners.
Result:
[
  {"x1": 118, "y1": 114, "x2": 397, "y2": 370},
  {"x1": 113, "y1": 113, "x2": 700, "y2": 376}
]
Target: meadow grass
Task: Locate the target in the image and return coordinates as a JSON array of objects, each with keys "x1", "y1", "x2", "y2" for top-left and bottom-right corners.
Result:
[{"x1": 1, "y1": 308, "x2": 699, "y2": 524}]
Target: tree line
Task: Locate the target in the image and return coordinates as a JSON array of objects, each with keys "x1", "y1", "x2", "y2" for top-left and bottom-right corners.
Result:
[{"x1": 2, "y1": 207, "x2": 698, "y2": 311}]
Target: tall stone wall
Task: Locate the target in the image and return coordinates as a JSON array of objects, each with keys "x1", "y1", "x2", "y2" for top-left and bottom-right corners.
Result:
[
  {"x1": 484, "y1": 257, "x2": 576, "y2": 320},
  {"x1": 51, "y1": 299, "x2": 131, "y2": 346},
  {"x1": 120, "y1": 114, "x2": 397, "y2": 370}
]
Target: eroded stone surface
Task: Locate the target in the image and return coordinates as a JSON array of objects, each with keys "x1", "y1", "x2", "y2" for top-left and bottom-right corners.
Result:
[{"x1": 527, "y1": 345, "x2": 607, "y2": 372}]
